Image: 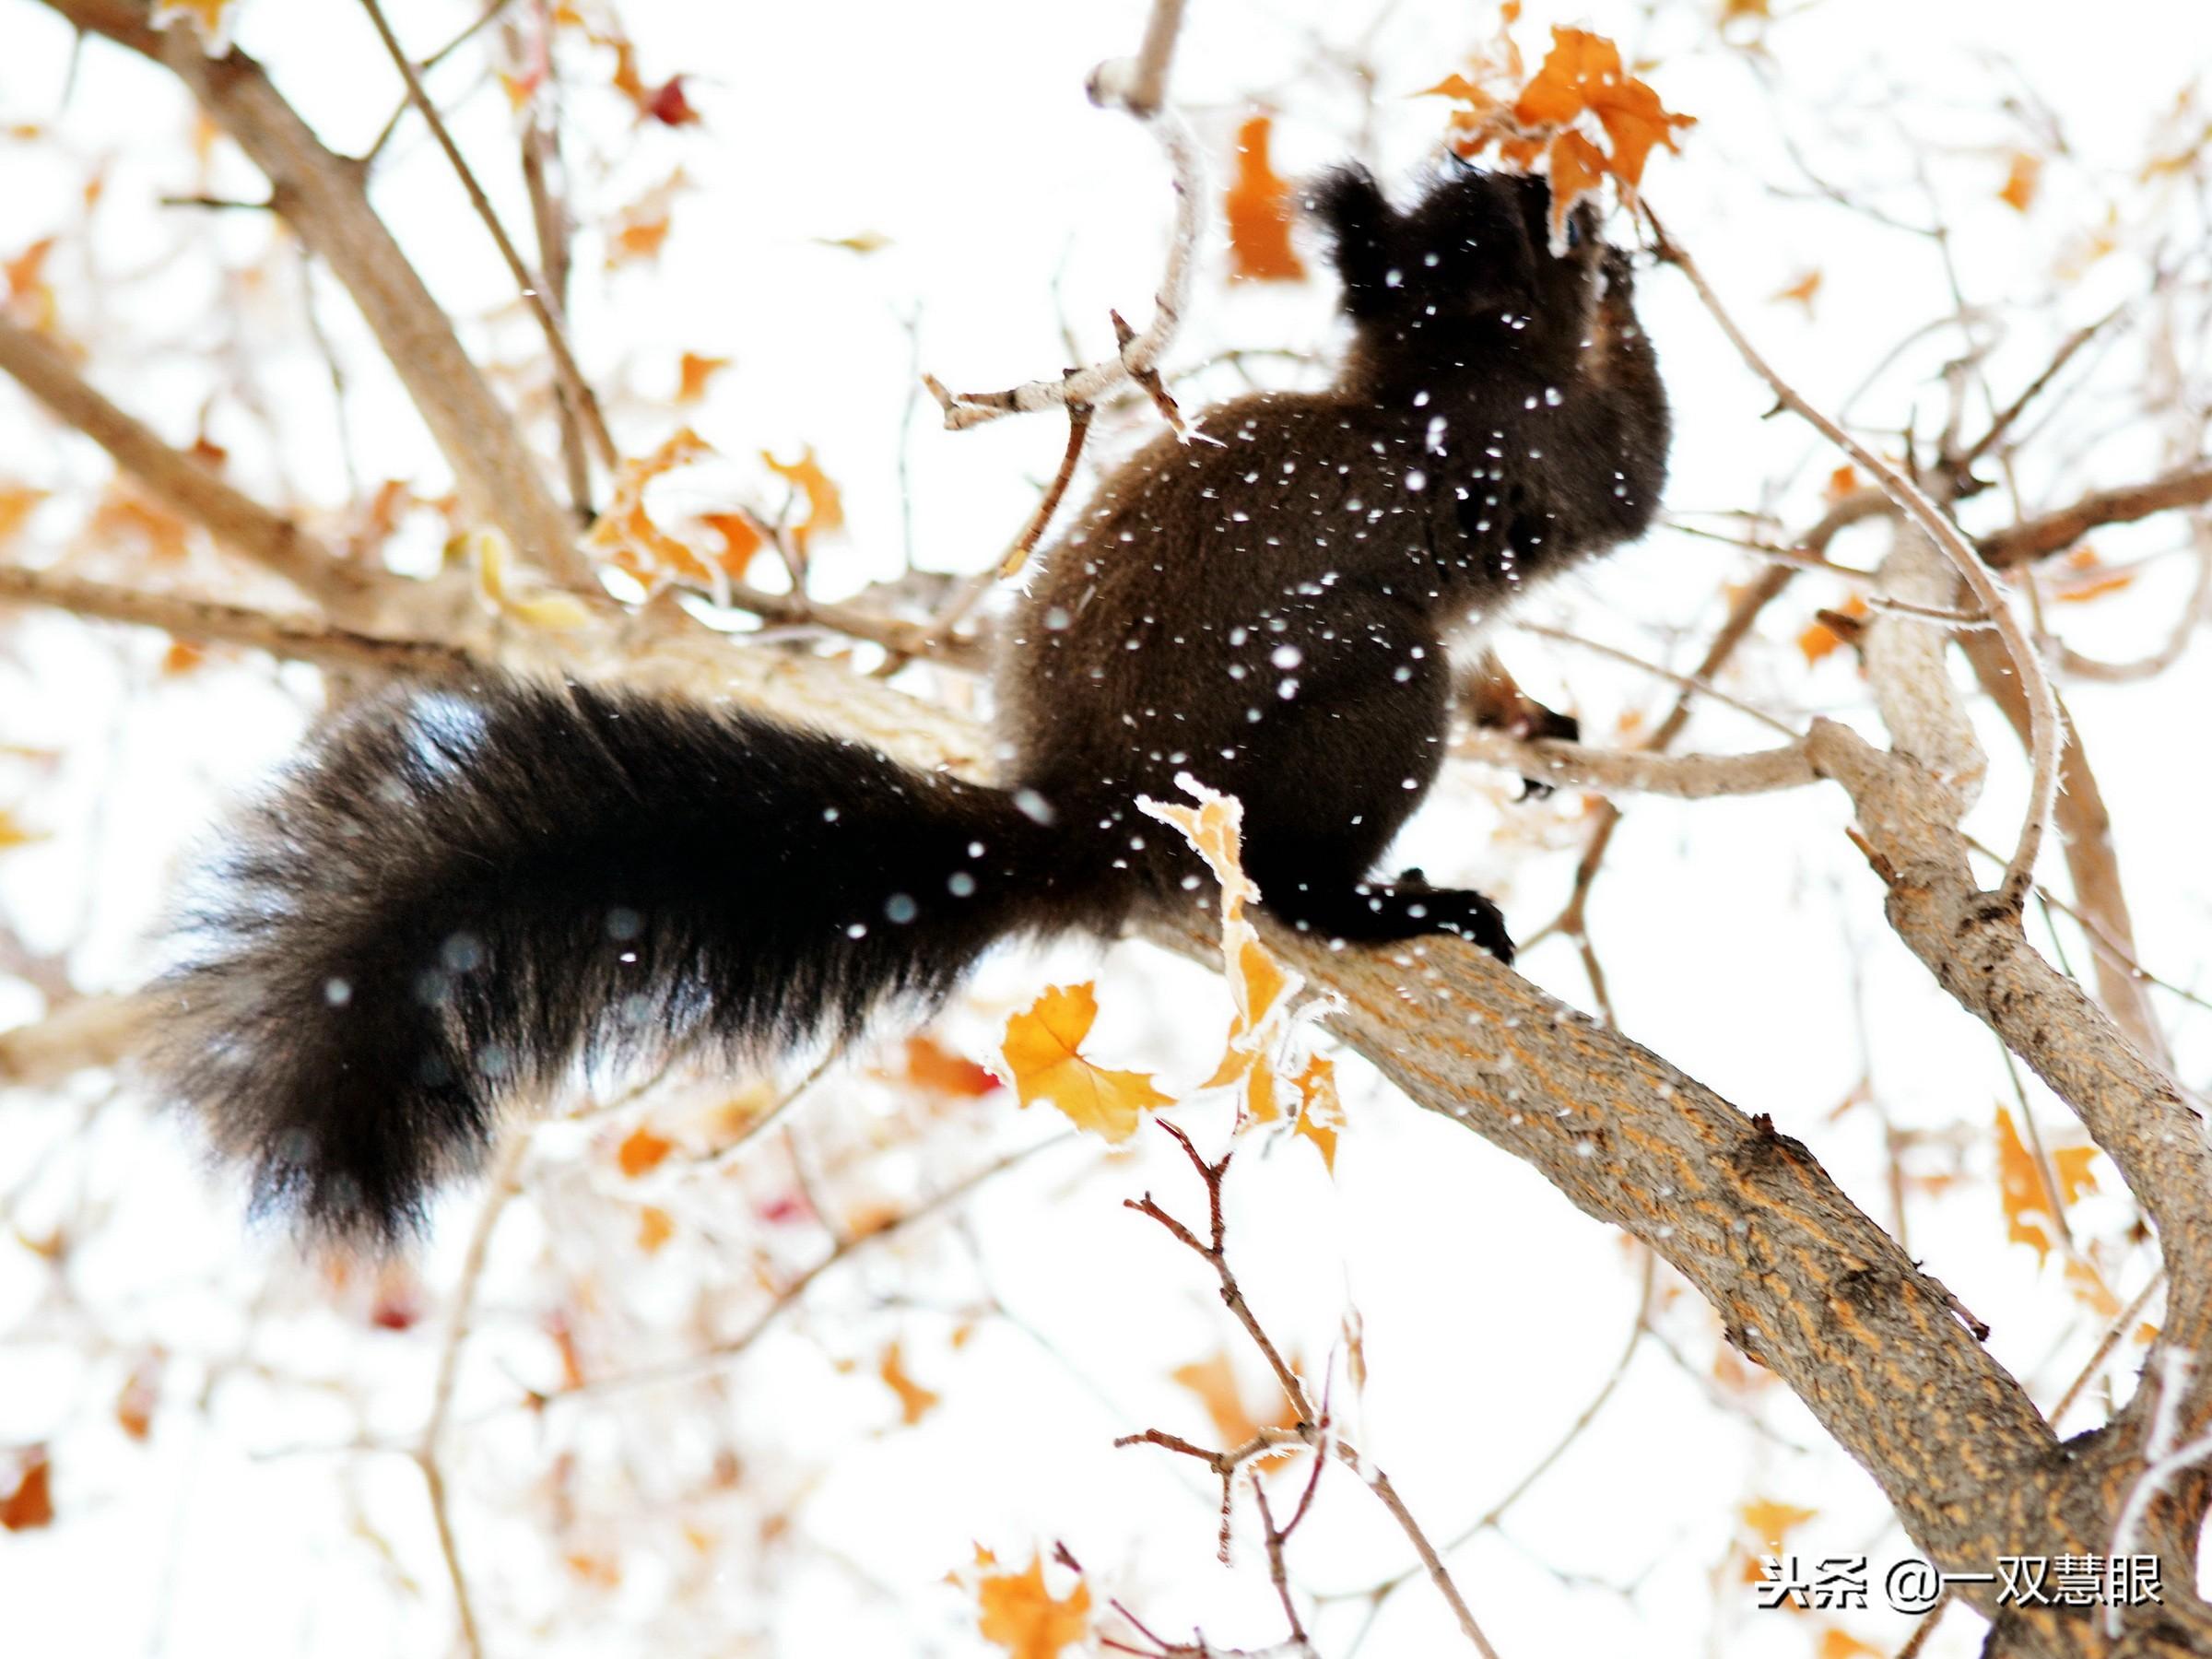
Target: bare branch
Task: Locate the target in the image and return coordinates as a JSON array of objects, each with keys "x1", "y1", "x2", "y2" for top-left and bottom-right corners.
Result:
[
  {"x1": 930, "y1": 0, "x2": 1199, "y2": 433},
  {"x1": 356, "y1": 0, "x2": 618, "y2": 479},
  {"x1": 1456, "y1": 729, "x2": 1818, "y2": 798},
  {"x1": 1651, "y1": 206, "x2": 2061, "y2": 912},
  {"x1": 1979, "y1": 461, "x2": 2212, "y2": 569},
  {"x1": 38, "y1": 0, "x2": 586, "y2": 583},
  {"x1": 0, "y1": 314, "x2": 369, "y2": 613},
  {"x1": 0, "y1": 564, "x2": 479, "y2": 678}
]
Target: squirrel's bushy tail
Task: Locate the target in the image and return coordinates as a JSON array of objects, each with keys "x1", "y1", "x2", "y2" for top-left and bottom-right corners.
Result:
[{"x1": 157, "y1": 677, "x2": 1107, "y2": 1243}]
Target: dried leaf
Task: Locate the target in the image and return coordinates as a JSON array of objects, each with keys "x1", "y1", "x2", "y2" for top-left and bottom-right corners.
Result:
[
  {"x1": 1796, "y1": 594, "x2": 1867, "y2": 664},
  {"x1": 1819, "y1": 1630, "x2": 1885, "y2": 1659},
  {"x1": 1999, "y1": 151, "x2": 2042, "y2": 213},
  {"x1": 1225, "y1": 113, "x2": 1305, "y2": 282},
  {"x1": 676, "y1": 351, "x2": 729, "y2": 405},
  {"x1": 903, "y1": 1033, "x2": 1001, "y2": 1098},
  {"x1": 1994, "y1": 1106, "x2": 2058, "y2": 1265},
  {"x1": 0, "y1": 810, "x2": 46, "y2": 853},
  {"x1": 998, "y1": 982, "x2": 1170, "y2": 1143},
  {"x1": 1512, "y1": 28, "x2": 1695, "y2": 189},
  {"x1": 115, "y1": 1356, "x2": 162, "y2": 1441},
  {"x1": 760, "y1": 444, "x2": 844, "y2": 556},
  {"x1": 1740, "y1": 1498, "x2": 1818, "y2": 1544},
  {"x1": 617, "y1": 1124, "x2": 674, "y2": 1178},
  {"x1": 586, "y1": 427, "x2": 720, "y2": 586},
  {"x1": 976, "y1": 1554, "x2": 1090, "y2": 1659},
  {"x1": 0, "y1": 485, "x2": 46, "y2": 547},
  {"x1": 877, "y1": 1340, "x2": 941, "y2": 1426},
  {"x1": 1771, "y1": 269, "x2": 1822, "y2": 311},
  {"x1": 2053, "y1": 546, "x2": 2135, "y2": 604},
  {"x1": 636, "y1": 1205, "x2": 675, "y2": 1253},
  {"x1": 1293, "y1": 1054, "x2": 1344, "y2": 1173},
  {"x1": 0, "y1": 1449, "x2": 53, "y2": 1531}
]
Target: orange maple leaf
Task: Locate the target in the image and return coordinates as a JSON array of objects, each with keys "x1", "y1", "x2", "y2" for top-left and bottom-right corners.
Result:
[
  {"x1": 976, "y1": 1554, "x2": 1090, "y2": 1659},
  {"x1": 1224, "y1": 113, "x2": 1305, "y2": 282},
  {"x1": 1513, "y1": 27, "x2": 1695, "y2": 190},
  {"x1": 998, "y1": 982, "x2": 1171, "y2": 1142}
]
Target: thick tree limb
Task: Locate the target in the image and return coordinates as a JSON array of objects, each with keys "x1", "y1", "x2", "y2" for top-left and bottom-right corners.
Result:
[
  {"x1": 38, "y1": 0, "x2": 585, "y2": 584},
  {"x1": 1959, "y1": 633, "x2": 2175, "y2": 1076},
  {"x1": 1806, "y1": 724, "x2": 2212, "y2": 1416}
]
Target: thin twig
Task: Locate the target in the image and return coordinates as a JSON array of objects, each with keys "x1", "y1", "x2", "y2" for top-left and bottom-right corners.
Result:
[
  {"x1": 356, "y1": 0, "x2": 618, "y2": 479},
  {"x1": 1649, "y1": 204, "x2": 2060, "y2": 910},
  {"x1": 929, "y1": 0, "x2": 1199, "y2": 433}
]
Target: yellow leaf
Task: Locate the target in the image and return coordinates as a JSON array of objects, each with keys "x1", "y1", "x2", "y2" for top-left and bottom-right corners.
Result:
[
  {"x1": 1243, "y1": 1050, "x2": 1280, "y2": 1126},
  {"x1": 1994, "y1": 1106, "x2": 2058, "y2": 1265},
  {"x1": 2053, "y1": 1145, "x2": 2100, "y2": 1206},
  {"x1": 976, "y1": 1554, "x2": 1090, "y2": 1659},
  {"x1": 878, "y1": 1340, "x2": 941, "y2": 1426},
  {"x1": 1293, "y1": 1054, "x2": 1344, "y2": 1173},
  {"x1": 636, "y1": 1206, "x2": 675, "y2": 1253},
  {"x1": 998, "y1": 982, "x2": 1170, "y2": 1142},
  {"x1": 812, "y1": 231, "x2": 892, "y2": 254},
  {"x1": 0, "y1": 811, "x2": 45, "y2": 852},
  {"x1": 1740, "y1": 1498, "x2": 1818, "y2": 1545},
  {"x1": 508, "y1": 591, "x2": 593, "y2": 629}
]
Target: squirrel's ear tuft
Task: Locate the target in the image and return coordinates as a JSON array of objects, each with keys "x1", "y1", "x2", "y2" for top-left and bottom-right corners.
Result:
[{"x1": 1306, "y1": 165, "x2": 1400, "y2": 319}]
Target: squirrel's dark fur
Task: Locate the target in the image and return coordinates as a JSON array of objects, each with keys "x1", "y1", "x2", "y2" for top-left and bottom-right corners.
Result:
[{"x1": 156, "y1": 165, "x2": 1668, "y2": 1242}]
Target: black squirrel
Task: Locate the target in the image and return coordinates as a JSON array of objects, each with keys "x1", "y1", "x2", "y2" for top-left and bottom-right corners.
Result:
[{"x1": 156, "y1": 164, "x2": 1669, "y2": 1242}]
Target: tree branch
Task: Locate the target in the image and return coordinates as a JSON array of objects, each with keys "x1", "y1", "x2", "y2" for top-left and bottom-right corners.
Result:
[
  {"x1": 1980, "y1": 461, "x2": 2212, "y2": 570},
  {"x1": 0, "y1": 564, "x2": 480, "y2": 677},
  {"x1": 39, "y1": 0, "x2": 586, "y2": 583},
  {"x1": 0, "y1": 314, "x2": 370, "y2": 613}
]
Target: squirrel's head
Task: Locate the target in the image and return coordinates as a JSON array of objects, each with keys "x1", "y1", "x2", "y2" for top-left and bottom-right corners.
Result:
[{"x1": 1308, "y1": 163, "x2": 1614, "y2": 381}]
